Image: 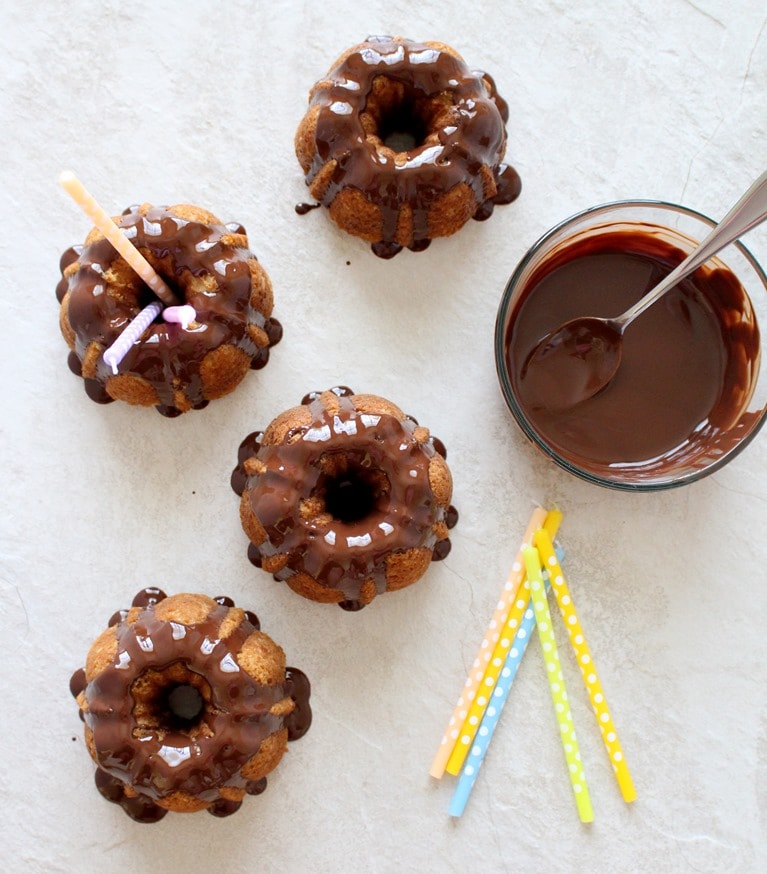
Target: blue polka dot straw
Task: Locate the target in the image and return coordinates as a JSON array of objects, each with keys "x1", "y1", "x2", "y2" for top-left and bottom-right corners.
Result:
[
  {"x1": 448, "y1": 543, "x2": 565, "y2": 817},
  {"x1": 449, "y1": 600, "x2": 537, "y2": 816}
]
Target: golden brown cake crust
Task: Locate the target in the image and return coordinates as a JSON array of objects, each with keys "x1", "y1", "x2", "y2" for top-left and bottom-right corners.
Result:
[
  {"x1": 232, "y1": 387, "x2": 459, "y2": 610},
  {"x1": 70, "y1": 588, "x2": 311, "y2": 822},
  {"x1": 55, "y1": 205, "x2": 281, "y2": 417},
  {"x1": 294, "y1": 35, "x2": 521, "y2": 258}
]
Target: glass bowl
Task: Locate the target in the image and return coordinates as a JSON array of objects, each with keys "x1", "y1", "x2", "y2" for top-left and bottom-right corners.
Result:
[{"x1": 495, "y1": 200, "x2": 767, "y2": 491}]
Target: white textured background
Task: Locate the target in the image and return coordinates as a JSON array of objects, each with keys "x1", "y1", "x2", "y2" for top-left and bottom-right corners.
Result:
[{"x1": 1, "y1": 1, "x2": 766, "y2": 871}]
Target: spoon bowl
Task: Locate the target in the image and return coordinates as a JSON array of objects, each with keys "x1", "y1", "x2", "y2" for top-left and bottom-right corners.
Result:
[{"x1": 520, "y1": 317, "x2": 622, "y2": 412}]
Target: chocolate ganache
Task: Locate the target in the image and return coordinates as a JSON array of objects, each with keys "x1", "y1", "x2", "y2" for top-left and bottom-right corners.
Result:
[
  {"x1": 233, "y1": 387, "x2": 458, "y2": 609},
  {"x1": 505, "y1": 226, "x2": 761, "y2": 482},
  {"x1": 57, "y1": 204, "x2": 281, "y2": 417},
  {"x1": 295, "y1": 36, "x2": 520, "y2": 258},
  {"x1": 71, "y1": 588, "x2": 311, "y2": 822}
]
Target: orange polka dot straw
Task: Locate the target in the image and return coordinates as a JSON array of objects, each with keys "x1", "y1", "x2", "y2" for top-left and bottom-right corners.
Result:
[
  {"x1": 429, "y1": 506, "x2": 547, "y2": 779},
  {"x1": 444, "y1": 509, "x2": 563, "y2": 776},
  {"x1": 534, "y1": 523, "x2": 636, "y2": 803}
]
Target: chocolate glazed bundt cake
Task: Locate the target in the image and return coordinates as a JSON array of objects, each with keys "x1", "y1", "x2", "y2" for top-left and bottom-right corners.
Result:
[
  {"x1": 232, "y1": 387, "x2": 458, "y2": 610},
  {"x1": 56, "y1": 203, "x2": 281, "y2": 417},
  {"x1": 70, "y1": 588, "x2": 311, "y2": 822},
  {"x1": 294, "y1": 35, "x2": 521, "y2": 258}
]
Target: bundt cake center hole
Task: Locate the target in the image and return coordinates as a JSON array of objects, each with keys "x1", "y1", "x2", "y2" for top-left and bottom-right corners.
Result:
[
  {"x1": 137, "y1": 281, "x2": 181, "y2": 321},
  {"x1": 315, "y1": 455, "x2": 390, "y2": 525},
  {"x1": 163, "y1": 683, "x2": 205, "y2": 730},
  {"x1": 371, "y1": 81, "x2": 432, "y2": 152},
  {"x1": 131, "y1": 664, "x2": 210, "y2": 736},
  {"x1": 325, "y1": 470, "x2": 377, "y2": 523}
]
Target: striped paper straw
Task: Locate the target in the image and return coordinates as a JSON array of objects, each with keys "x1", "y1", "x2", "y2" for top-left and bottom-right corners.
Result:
[
  {"x1": 58, "y1": 171, "x2": 178, "y2": 307},
  {"x1": 430, "y1": 507, "x2": 548, "y2": 778},
  {"x1": 524, "y1": 545, "x2": 594, "y2": 823},
  {"x1": 103, "y1": 301, "x2": 163, "y2": 374},
  {"x1": 534, "y1": 526, "x2": 636, "y2": 803},
  {"x1": 444, "y1": 510, "x2": 563, "y2": 776}
]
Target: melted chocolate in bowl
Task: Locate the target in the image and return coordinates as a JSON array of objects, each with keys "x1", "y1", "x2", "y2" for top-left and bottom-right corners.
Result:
[{"x1": 498, "y1": 207, "x2": 766, "y2": 488}]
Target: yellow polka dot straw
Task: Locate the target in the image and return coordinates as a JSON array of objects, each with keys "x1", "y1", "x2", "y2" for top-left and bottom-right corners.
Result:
[
  {"x1": 444, "y1": 509, "x2": 563, "y2": 776},
  {"x1": 58, "y1": 171, "x2": 179, "y2": 307},
  {"x1": 429, "y1": 506, "x2": 547, "y2": 779},
  {"x1": 523, "y1": 545, "x2": 594, "y2": 823},
  {"x1": 534, "y1": 525, "x2": 637, "y2": 803},
  {"x1": 444, "y1": 580, "x2": 532, "y2": 776}
]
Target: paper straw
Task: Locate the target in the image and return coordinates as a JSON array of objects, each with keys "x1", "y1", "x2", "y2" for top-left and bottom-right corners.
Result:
[
  {"x1": 534, "y1": 526, "x2": 636, "y2": 803},
  {"x1": 103, "y1": 301, "x2": 163, "y2": 374},
  {"x1": 163, "y1": 304, "x2": 197, "y2": 329},
  {"x1": 444, "y1": 511, "x2": 564, "y2": 776},
  {"x1": 58, "y1": 171, "x2": 178, "y2": 307},
  {"x1": 524, "y1": 545, "x2": 594, "y2": 823},
  {"x1": 448, "y1": 547, "x2": 565, "y2": 816},
  {"x1": 444, "y1": 589, "x2": 532, "y2": 775},
  {"x1": 430, "y1": 506, "x2": 547, "y2": 779},
  {"x1": 449, "y1": 593, "x2": 537, "y2": 815}
]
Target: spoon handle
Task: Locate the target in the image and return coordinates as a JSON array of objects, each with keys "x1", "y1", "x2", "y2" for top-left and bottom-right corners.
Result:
[{"x1": 617, "y1": 168, "x2": 767, "y2": 328}]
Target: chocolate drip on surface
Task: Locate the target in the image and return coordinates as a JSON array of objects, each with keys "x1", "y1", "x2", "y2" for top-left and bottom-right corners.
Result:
[
  {"x1": 69, "y1": 668, "x2": 86, "y2": 699},
  {"x1": 295, "y1": 202, "x2": 321, "y2": 215},
  {"x1": 94, "y1": 768, "x2": 168, "y2": 823},
  {"x1": 445, "y1": 505, "x2": 459, "y2": 529}
]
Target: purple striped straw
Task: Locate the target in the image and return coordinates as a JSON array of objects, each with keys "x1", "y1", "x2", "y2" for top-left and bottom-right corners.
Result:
[{"x1": 102, "y1": 301, "x2": 163, "y2": 374}]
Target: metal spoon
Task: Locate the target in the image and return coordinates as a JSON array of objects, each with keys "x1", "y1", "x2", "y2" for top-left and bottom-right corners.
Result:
[{"x1": 522, "y1": 169, "x2": 767, "y2": 412}]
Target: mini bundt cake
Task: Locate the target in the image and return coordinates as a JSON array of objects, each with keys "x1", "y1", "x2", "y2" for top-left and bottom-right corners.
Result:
[
  {"x1": 231, "y1": 387, "x2": 458, "y2": 610},
  {"x1": 294, "y1": 35, "x2": 521, "y2": 258},
  {"x1": 70, "y1": 588, "x2": 311, "y2": 822},
  {"x1": 56, "y1": 203, "x2": 281, "y2": 417}
]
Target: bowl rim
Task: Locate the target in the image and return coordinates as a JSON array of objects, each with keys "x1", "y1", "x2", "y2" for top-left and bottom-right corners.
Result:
[{"x1": 494, "y1": 198, "x2": 767, "y2": 491}]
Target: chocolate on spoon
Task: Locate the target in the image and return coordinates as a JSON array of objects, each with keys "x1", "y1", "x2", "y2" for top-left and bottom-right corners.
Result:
[{"x1": 521, "y1": 169, "x2": 767, "y2": 412}]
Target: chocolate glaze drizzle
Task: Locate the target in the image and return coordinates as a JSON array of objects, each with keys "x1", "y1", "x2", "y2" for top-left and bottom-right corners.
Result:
[
  {"x1": 57, "y1": 206, "x2": 281, "y2": 416},
  {"x1": 70, "y1": 587, "x2": 311, "y2": 822},
  {"x1": 232, "y1": 388, "x2": 458, "y2": 608},
  {"x1": 300, "y1": 36, "x2": 520, "y2": 257}
]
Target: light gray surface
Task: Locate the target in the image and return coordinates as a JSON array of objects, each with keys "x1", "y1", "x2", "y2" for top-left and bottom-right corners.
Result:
[{"x1": 2, "y1": 1, "x2": 766, "y2": 871}]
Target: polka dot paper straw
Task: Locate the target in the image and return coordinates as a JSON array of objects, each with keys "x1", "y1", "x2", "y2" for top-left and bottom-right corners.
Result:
[
  {"x1": 444, "y1": 583, "x2": 533, "y2": 776},
  {"x1": 444, "y1": 510, "x2": 564, "y2": 776},
  {"x1": 524, "y1": 545, "x2": 594, "y2": 823},
  {"x1": 534, "y1": 526, "x2": 636, "y2": 803},
  {"x1": 58, "y1": 171, "x2": 178, "y2": 307},
  {"x1": 430, "y1": 507, "x2": 547, "y2": 779},
  {"x1": 448, "y1": 545, "x2": 565, "y2": 815},
  {"x1": 449, "y1": 599, "x2": 537, "y2": 816}
]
